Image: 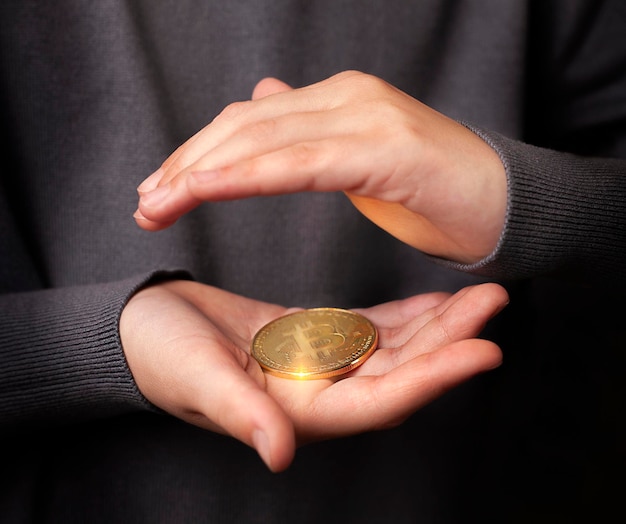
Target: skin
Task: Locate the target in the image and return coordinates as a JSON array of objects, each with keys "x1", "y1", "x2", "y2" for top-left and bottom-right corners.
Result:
[
  {"x1": 124, "y1": 71, "x2": 510, "y2": 471},
  {"x1": 120, "y1": 280, "x2": 508, "y2": 472},
  {"x1": 134, "y1": 71, "x2": 507, "y2": 263}
]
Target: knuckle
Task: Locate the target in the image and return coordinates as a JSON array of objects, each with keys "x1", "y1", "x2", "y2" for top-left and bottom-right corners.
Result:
[
  {"x1": 289, "y1": 142, "x2": 319, "y2": 169},
  {"x1": 216, "y1": 100, "x2": 251, "y2": 123},
  {"x1": 347, "y1": 70, "x2": 386, "y2": 93},
  {"x1": 248, "y1": 118, "x2": 279, "y2": 144}
]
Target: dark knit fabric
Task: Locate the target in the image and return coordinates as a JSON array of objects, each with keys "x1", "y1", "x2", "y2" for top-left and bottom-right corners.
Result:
[{"x1": 1, "y1": 1, "x2": 625, "y2": 522}]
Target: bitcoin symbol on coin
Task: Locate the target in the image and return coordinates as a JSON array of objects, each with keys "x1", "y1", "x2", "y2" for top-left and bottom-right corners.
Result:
[
  {"x1": 251, "y1": 308, "x2": 378, "y2": 379},
  {"x1": 277, "y1": 322, "x2": 345, "y2": 362}
]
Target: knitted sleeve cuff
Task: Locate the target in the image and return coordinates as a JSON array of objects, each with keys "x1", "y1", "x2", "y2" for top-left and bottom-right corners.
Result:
[
  {"x1": 0, "y1": 269, "x2": 191, "y2": 430},
  {"x1": 433, "y1": 125, "x2": 626, "y2": 289}
]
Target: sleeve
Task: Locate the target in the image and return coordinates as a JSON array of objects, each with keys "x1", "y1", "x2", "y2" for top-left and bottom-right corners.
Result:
[
  {"x1": 446, "y1": 128, "x2": 626, "y2": 289},
  {"x1": 438, "y1": 0, "x2": 626, "y2": 290},
  {"x1": 0, "y1": 34, "x2": 193, "y2": 432},
  {"x1": 0, "y1": 270, "x2": 190, "y2": 432}
]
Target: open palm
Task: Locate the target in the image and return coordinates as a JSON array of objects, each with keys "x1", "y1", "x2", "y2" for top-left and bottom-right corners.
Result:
[{"x1": 120, "y1": 279, "x2": 507, "y2": 472}]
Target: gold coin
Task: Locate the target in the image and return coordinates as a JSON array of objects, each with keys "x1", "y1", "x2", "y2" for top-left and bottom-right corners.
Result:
[{"x1": 251, "y1": 308, "x2": 378, "y2": 380}]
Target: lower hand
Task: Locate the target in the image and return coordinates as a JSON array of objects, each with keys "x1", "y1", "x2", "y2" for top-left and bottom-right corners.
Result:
[{"x1": 120, "y1": 280, "x2": 508, "y2": 472}]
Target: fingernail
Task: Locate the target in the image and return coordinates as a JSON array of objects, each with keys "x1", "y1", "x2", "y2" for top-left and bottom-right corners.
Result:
[
  {"x1": 252, "y1": 429, "x2": 272, "y2": 470},
  {"x1": 139, "y1": 184, "x2": 170, "y2": 206},
  {"x1": 132, "y1": 208, "x2": 145, "y2": 220},
  {"x1": 137, "y1": 168, "x2": 164, "y2": 194}
]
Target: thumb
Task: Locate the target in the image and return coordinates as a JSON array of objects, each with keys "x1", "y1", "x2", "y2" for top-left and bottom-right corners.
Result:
[{"x1": 252, "y1": 77, "x2": 293, "y2": 99}]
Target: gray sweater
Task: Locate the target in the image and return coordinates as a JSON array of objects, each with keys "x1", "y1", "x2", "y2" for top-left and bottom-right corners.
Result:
[{"x1": 1, "y1": 1, "x2": 625, "y2": 522}]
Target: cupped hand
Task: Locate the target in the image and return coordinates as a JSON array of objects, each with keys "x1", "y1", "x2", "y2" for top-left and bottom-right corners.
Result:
[
  {"x1": 135, "y1": 71, "x2": 507, "y2": 263},
  {"x1": 120, "y1": 279, "x2": 508, "y2": 472}
]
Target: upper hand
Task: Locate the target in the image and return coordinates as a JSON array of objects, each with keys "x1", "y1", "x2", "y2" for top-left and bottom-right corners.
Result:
[
  {"x1": 135, "y1": 71, "x2": 507, "y2": 263},
  {"x1": 120, "y1": 279, "x2": 508, "y2": 472}
]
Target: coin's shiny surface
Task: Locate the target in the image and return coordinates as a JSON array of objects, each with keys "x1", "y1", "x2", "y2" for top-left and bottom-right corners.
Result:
[{"x1": 251, "y1": 308, "x2": 378, "y2": 379}]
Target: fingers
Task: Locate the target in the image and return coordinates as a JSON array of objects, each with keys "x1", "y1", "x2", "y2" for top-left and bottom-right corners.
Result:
[
  {"x1": 274, "y1": 283, "x2": 507, "y2": 443},
  {"x1": 133, "y1": 69, "x2": 507, "y2": 264},
  {"x1": 403, "y1": 282, "x2": 508, "y2": 353},
  {"x1": 372, "y1": 337, "x2": 502, "y2": 425},
  {"x1": 135, "y1": 166, "x2": 180, "y2": 230},
  {"x1": 161, "y1": 77, "x2": 331, "y2": 183},
  {"x1": 190, "y1": 362, "x2": 297, "y2": 472},
  {"x1": 353, "y1": 290, "x2": 452, "y2": 330},
  {"x1": 120, "y1": 285, "x2": 296, "y2": 472},
  {"x1": 173, "y1": 340, "x2": 296, "y2": 472},
  {"x1": 290, "y1": 337, "x2": 502, "y2": 442},
  {"x1": 135, "y1": 104, "x2": 382, "y2": 228},
  {"x1": 133, "y1": 72, "x2": 384, "y2": 230},
  {"x1": 252, "y1": 77, "x2": 293, "y2": 99},
  {"x1": 360, "y1": 283, "x2": 508, "y2": 363},
  {"x1": 135, "y1": 119, "x2": 408, "y2": 229},
  {"x1": 134, "y1": 181, "x2": 200, "y2": 230}
]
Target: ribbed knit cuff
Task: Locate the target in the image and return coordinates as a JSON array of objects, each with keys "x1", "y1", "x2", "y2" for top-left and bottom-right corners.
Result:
[
  {"x1": 437, "y1": 126, "x2": 626, "y2": 288},
  {"x1": 0, "y1": 270, "x2": 190, "y2": 430}
]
